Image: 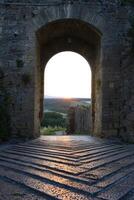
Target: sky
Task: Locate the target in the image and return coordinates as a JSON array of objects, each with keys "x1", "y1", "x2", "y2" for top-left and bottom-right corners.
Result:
[{"x1": 44, "y1": 51, "x2": 91, "y2": 99}]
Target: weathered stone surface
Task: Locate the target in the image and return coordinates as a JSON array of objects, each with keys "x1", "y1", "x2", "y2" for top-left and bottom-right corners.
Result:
[
  {"x1": 0, "y1": 0, "x2": 134, "y2": 142},
  {"x1": 0, "y1": 135, "x2": 133, "y2": 199}
]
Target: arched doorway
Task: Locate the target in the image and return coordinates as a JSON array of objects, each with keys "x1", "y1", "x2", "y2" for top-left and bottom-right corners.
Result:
[
  {"x1": 34, "y1": 19, "x2": 102, "y2": 137},
  {"x1": 43, "y1": 51, "x2": 92, "y2": 133},
  {"x1": 44, "y1": 51, "x2": 91, "y2": 99}
]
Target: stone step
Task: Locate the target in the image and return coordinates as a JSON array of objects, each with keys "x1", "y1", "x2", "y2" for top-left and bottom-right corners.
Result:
[
  {"x1": 79, "y1": 146, "x2": 125, "y2": 161},
  {"x1": 73, "y1": 144, "x2": 120, "y2": 156},
  {"x1": 97, "y1": 172, "x2": 134, "y2": 200},
  {"x1": 80, "y1": 147, "x2": 127, "y2": 163},
  {"x1": 80, "y1": 150, "x2": 134, "y2": 170},
  {"x1": 0, "y1": 136, "x2": 133, "y2": 199},
  {"x1": 12, "y1": 145, "x2": 75, "y2": 158},
  {"x1": 85, "y1": 154, "x2": 134, "y2": 179},
  {"x1": 121, "y1": 189, "x2": 134, "y2": 200},
  {"x1": 0, "y1": 160, "x2": 98, "y2": 195},
  {"x1": 3, "y1": 149, "x2": 78, "y2": 166},
  {"x1": 14, "y1": 144, "x2": 74, "y2": 155},
  {"x1": 0, "y1": 152, "x2": 85, "y2": 175},
  {"x1": 9, "y1": 146, "x2": 77, "y2": 161},
  {"x1": 95, "y1": 165, "x2": 134, "y2": 188},
  {"x1": 0, "y1": 156, "x2": 94, "y2": 184},
  {"x1": 0, "y1": 165, "x2": 95, "y2": 199},
  {"x1": 0, "y1": 176, "x2": 47, "y2": 200}
]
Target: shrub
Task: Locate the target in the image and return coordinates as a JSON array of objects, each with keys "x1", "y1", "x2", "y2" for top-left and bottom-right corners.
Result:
[{"x1": 41, "y1": 112, "x2": 66, "y2": 128}]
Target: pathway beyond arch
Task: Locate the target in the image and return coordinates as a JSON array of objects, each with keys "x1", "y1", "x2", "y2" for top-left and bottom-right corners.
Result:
[{"x1": 0, "y1": 135, "x2": 133, "y2": 200}]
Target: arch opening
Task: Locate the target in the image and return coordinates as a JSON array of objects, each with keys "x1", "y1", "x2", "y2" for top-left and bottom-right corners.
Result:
[
  {"x1": 34, "y1": 19, "x2": 102, "y2": 137},
  {"x1": 44, "y1": 51, "x2": 91, "y2": 99},
  {"x1": 41, "y1": 51, "x2": 92, "y2": 134}
]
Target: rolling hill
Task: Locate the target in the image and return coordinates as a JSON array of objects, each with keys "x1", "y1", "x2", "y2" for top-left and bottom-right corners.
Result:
[{"x1": 44, "y1": 98, "x2": 91, "y2": 114}]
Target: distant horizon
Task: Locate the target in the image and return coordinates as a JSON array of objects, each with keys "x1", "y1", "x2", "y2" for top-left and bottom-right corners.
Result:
[{"x1": 45, "y1": 95, "x2": 91, "y2": 100}]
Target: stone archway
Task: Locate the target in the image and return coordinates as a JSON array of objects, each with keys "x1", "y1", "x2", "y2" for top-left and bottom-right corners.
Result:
[
  {"x1": 34, "y1": 19, "x2": 102, "y2": 137},
  {"x1": 2, "y1": 2, "x2": 133, "y2": 142}
]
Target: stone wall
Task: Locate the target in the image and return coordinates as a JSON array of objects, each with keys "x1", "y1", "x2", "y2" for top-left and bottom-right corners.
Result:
[
  {"x1": 0, "y1": 69, "x2": 10, "y2": 140},
  {"x1": 67, "y1": 106, "x2": 91, "y2": 134},
  {"x1": 119, "y1": 5, "x2": 134, "y2": 142},
  {"x1": 0, "y1": 0, "x2": 133, "y2": 142}
]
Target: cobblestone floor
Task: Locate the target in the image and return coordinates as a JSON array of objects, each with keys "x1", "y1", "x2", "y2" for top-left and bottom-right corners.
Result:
[{"x1": 0, "y1": 135, "x2": 134, "y2": 200}]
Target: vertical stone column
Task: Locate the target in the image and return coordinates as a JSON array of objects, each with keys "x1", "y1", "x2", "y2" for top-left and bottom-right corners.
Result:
[
  {"x1": 0, "y1": 4, "x2": 36, "y2": 138},
  {"x1": 101, "y1": 43, "x2": 122, "y2": 138}
]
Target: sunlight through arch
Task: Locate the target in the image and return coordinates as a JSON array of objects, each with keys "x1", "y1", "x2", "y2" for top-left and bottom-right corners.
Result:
[{"x1": 44, "y1": 51, "x2": 91, "y2": 99}]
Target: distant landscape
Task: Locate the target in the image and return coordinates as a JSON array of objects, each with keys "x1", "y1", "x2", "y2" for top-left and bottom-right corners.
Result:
[
  {"x1": 44, "y1": 98, "x2": 91, "y2": 114},
  {"x1": 41, "y1": 97, "x2": 91, "y2": 134}
]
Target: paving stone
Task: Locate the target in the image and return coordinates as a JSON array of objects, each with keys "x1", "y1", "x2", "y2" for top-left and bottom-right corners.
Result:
[
  {"x1": 97, "y1": 172, "x2": 134, "y2": 200},
  {"x1": 0, "y1": 160, "x2": 97, "y2": 194},
  {"x1": 0, "y1": 177, "x2": 47, "y2": 200},
  {"x1": 121, "y1": 189, "x2": 134, "y2": 200},
  {"x1": 79, "y1": 146, "x2": 125, "y2": 161},
  {"x1": 83, "y1": 154, "x2": 134, "y2": 179},
  {"x1": 75, "y1": 145, "x2": 124, "y2": 157},
  {"x1": 94, "y1": 165, "x2": 134, "y2": 188},
  {"x1": 0, "y1": 136, "x2": 133, "y2": 199},
  {"x1": 0, "y1": 152, "x2": 84, "y2": 175},
  {"x1": 3, "y1": 149, "x2": 77, "y2": 165},
  {"x1": 11, "y1": 146, "x2": 77, "y2": 160},
  {"x1": 80, "y1": 150, "x2": 134, "y2": 170}
]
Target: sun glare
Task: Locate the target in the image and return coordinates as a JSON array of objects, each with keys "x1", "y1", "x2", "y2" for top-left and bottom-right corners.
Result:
[{"x1": 44, "y1": 51, "x2": 91, "y2": 99}]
